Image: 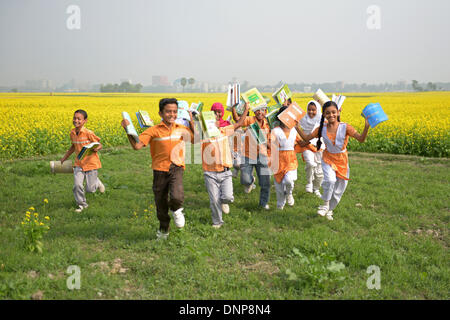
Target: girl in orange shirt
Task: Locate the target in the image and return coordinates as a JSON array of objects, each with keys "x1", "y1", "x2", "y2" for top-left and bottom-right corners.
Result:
[{"x1": 295, "y1": 101, "x2": 370, "y2": 220}]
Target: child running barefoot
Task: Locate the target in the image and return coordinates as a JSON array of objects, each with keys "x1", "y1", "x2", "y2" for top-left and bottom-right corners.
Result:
[
  {"x1": 121, "y1": 98, "x2": 195, "y2": 240},
  {"x1": 297, "y1": 100, "x2": 324, "y2": 197},
  {"x1": 201, "y1": 103, "x2": 250, "y2": 228},
  {"x1": 295, "y1": 101, "x2": 370, "y2": 220},
  {"x1": 271, "y1": 106, "x2": 304, "y2": 210},
  {"x1": 60, "y1": 109, "x2": 105, "y2": 213}
]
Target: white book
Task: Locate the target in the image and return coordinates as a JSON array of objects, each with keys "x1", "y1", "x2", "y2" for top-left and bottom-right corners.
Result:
[{"x1": 122, "y1": 111, "x2": 139, "y2": 143}]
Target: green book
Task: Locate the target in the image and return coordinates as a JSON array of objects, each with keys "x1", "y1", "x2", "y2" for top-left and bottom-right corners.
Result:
[
  {"x1": 77, "y1": 142, "x2": 100, "y2": 160},
  {"x1": 200, "y1": 111, "x2": 221, "y2": 138},
  {"x1": 190, "y1": 102, "x2": 203, "y2": 120},
  {"x1": 265, "y1": 104, "x2": 282, "y2": 129},
  {"x1": 272, "y1": 83, "x2": 293, "y2": 105},
  {"x1": 241, "y1": 87, "x2": 267, "y2": 112},
  {"x1": 248, "y1": 121, "x2": 267, "y2": 145}
]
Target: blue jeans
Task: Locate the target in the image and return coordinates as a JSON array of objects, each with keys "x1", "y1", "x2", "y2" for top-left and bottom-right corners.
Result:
[{"x1": 240, "y1": 155, "x2": 271, "y2": 207}]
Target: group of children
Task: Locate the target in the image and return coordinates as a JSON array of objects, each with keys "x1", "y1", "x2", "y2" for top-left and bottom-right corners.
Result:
[{"x1": 62, "y1": 96, "x2": 370, "y2": 239}]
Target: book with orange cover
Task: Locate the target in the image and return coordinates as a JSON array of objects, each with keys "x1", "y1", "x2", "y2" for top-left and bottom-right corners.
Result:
[{"x1": 277, "y1": 102, "x2": 306, "y2": 129}]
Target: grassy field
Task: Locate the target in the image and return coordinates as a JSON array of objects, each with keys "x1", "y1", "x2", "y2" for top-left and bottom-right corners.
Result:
[{"x1": 0, "y1": 147, "x2": 448, "y2": 300}]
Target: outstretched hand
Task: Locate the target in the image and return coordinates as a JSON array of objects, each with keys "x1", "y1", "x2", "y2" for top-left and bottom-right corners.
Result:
[{"x1": 121, "y1": 119, "x2": 130, "y2": 129}]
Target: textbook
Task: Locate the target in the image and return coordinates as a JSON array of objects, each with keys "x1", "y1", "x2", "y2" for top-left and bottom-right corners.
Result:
[
  {"x1": 226, "y1": 83, "x2": 240, "y2": 107},
  {"x1": 122, "y1": 111, "x2": 140, "y2": 143},
  {"x1": 361, "y1": 103, "x2": 388, "y2": 128},
  {"x1": 332, "y1": 94, "x2": 346, "y2": 110},
  {"x1": 265, "y1": 104, "x2": 282, "y2": 129},
  {"x1": 272, "y1": 83, "x2": 293, "y2": 105},
  {"x1": 136, "y1": 110, "x2": 154, "y2": 128},
  {"x1": 241, "y1": 87, "x2": 267, "y2": 112},
  {"x1": 277, "y1": 102, "x2": 306, "y2": 129},
  {"x1": 177, "y1": 100, "x2": 191, "y2": 120},
  {"x1": 248, "y1": 121, "x2": 267, "y2": 145},
  {"x1": 200, "y1": 111, "x2": 221, "y2": 138},
  {"x1": 189, "y1": 102, "x2": 203, "y2": 115},
  {"x1": 77, "y1": 142, "x2": 100, "y2": 161},
  {"x1": 226, "y1": 98, "x2": 247, "y2": 115},
  {"x1": 313, "y1": 89, "x2": 331, "y2": 107}
]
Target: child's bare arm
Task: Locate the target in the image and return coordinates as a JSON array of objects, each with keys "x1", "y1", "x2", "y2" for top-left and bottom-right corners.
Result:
[
  {"x1": 60, "y1": 144, "x2": 75, "y2": 163},
  {"x1": 121, "y1": 119, "x2": 145, "y2": 150},
  {"x1": 352, "y1": 118, "x2": 370, "y2": 143},
  {"x1": 93, "y1": 142, "x2": 102, "y2": 152},
  {"x1": 295, "y1": 124, "x2": 318, "y2": 142},
  {"x1": 233, "y1": 103, "x2": 250, "y2": 130}
]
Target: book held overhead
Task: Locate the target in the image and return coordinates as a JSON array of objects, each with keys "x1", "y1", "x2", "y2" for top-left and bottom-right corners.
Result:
[
  {"x1": 277, "y1": 102, "x2": 306, "y2": 129},
  {"x1": 241, "y1": 87, "x2": 267, "y2": 112},
  {"x1": 272, "y1": 83, "x2": 293, "y2": 105},
  {"x1": 121, "y1": 111, "x2": 140, "y2": 143},
  {"x1": 361, "y1": 103, "x2": 388, "y2": 128}
]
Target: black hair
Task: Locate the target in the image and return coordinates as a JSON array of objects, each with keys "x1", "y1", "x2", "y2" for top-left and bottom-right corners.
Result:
[
  {"x1": 159, "y1": 98, "x2": 178, "y2": 112},
  {"x1": 74, "y1": 109, "x2": 87, "y2": 119},
  {"x1": 316, "y1": 101, "x2": 339, "y2": 150}
]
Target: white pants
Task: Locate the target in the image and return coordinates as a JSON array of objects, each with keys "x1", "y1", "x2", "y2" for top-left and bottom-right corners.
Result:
[
  {"x1": 303, "y1": 150, "x2": 324, "y2": 190},
  {"x1": 274, "y1": 169, "x2": 297, "y2": 208},
  {"x1": 204, "y1": 170, "x2": 234, "y2": 225},
  {"x1": 321, "y1": 161, "x2": 349, "y2": 211},
  {"x1": 73, "y1": 167, "x2": 99, "y2": 207}
]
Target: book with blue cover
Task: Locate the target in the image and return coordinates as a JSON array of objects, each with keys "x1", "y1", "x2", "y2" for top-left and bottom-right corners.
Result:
[{"x1": 361, "y1": 103, "x2": 388, "y2": 128}]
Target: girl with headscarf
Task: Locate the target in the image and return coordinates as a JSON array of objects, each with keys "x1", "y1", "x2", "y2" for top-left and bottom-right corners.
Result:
[{"x1": 296, "y1": 100, "x2": 324, "y2": 197}]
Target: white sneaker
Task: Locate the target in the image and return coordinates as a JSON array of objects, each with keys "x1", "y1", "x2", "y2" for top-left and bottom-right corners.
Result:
[
  {"x1": 287, "y1": 194, "x2": 295, "y2": 206},
  {"x1": 326, "y1": 211, "x2": 334, "y2": 221},
  {"x1": 317, "y1": 205, "x2": 329, "y2": 216},
  {"x1": 97, "y1": 179, "x2": 105, "y2": 193},
  {"x1": 74, "y1": 204, "x2": 88, "y2": 213},
  {"x1": 305, "y1": 184, "x2": 313, "y2": 193},
  {"x1": 277, "y1": 204, "x2": 285, "y2": 210},
  {"x1": 221, "y1": 203, "x2": 230, "y2": 214},
  {"x1": 244, "y1": 183, "x2": 256, "y2": 194},
  {"x1": 171, "y1": 208, "x2": 185, "y2": 228},
  {"x1": 262, "y1": 204, "x2": 270, "y2": 210},
  {"x1": 314, "y1": 189, "x2": 322, "y2": 198},
  {"x1": 156, "y1": 229, "x2": 169, "y2": 240},
  {"x1": 212, "y1": 223, "x2": 223, "y2": 229}
]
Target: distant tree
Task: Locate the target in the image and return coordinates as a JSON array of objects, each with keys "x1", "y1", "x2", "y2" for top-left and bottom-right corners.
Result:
[
  {"x1": 10, "y1": 88, "x2": 18, "y2": 93},
  {"x1": 427, "y1": 82, "x2": 436, "y2": 91},
  {"x1": 412, "y1": 80, "x2": 423, "y2": 92},
  {"x1": 188, "y1": 78, "x2": 195, "y2": 91},
  {"x1": 180, "y1": 78, "x2": 187, "y2": 92}
]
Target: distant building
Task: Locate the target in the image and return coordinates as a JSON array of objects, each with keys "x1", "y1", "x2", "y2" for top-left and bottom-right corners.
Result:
[{"x1": 152, "y1": 75, "x2": 169, "y2": 86}]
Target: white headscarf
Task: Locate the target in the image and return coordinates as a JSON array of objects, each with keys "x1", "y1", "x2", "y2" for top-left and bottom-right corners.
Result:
[{"x1": 300, "y1": 100, "x2": 322, "y2": 135}]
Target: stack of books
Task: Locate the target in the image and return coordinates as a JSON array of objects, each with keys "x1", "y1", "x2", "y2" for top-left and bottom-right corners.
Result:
[
  {"x1": 332, "y1": 94, "x2": 346, "y2": 110},
  {"x1": 226, "y1": 83, "x2": 240, "y2": 108},
  {"x1": 135, "y1": 110, "x2": 154, "y2": 128}
]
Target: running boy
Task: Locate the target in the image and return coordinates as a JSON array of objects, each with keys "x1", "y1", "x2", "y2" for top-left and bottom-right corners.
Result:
[
  {"x1": 121, "y1": 98, "x2": 194, "y2": 239},
  {"x1": 60, "y1": 109, "x2": 105, "y2": 213}
]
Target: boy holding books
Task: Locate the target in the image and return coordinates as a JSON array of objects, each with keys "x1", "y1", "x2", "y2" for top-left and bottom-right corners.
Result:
[
  {"x1": 231, "y1": 106, "x2": 272, "y2": 210},
  {"x1": 121, "y1": 98, "x2": 195, "y2": 239},
  {"x1": 60, "y1": 109, "x2": 105, "y2": 213},
  {"x1": 201, "y1": 103, "x2": 250, "y2": 228}
]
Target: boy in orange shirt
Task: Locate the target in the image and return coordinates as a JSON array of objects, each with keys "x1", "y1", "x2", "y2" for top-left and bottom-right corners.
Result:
[
  {"x1": 121, "y1": 98, "x2": 194, "y2": 240},
  {"x1": 61, "y1": 109, "x2": 105, "y2": 213}
]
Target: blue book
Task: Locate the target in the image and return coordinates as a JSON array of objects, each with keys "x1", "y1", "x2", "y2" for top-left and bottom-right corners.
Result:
[{"x1": 362, "y1": 103, "x2": 388, "y2": 128}]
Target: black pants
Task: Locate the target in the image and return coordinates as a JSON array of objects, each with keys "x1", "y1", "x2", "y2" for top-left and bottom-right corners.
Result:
[{"x1": 152, "y1": 164, "x2": 184, "y2": 232}]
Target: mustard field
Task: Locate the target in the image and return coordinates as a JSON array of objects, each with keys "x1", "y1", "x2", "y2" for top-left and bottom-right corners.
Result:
[{"x1": 0, "y1": 92, "x2": 449, "y2": 159}]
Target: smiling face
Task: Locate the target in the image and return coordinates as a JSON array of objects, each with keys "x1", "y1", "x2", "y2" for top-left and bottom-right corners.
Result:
[
  {"x1": 73, "y1": 112, "x2": 87, "y2": 130},
  {"x1": 254, "y1": 108, "x2": 267, "y2": 121},
  {"x1": 159, "y1": 103, "x2": 178, "y2": 125},
  {"x1": 214, "y1": 109, "x2": 223, "y2": 121},
  {"x1": 323, "y1": 105, "x2": 340, "y2": 124},
  {"x1": 307, "y1": 103, "x2": 318, "y2": 119}
]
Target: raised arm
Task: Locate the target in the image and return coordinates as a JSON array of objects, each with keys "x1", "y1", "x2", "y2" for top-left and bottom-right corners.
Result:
[
  {"x1": 121, "y1": 119, "x2": 145, "y2": 150},
  {"x1": 352, "y1": 118, "x2": 370, "y2": 143},
  {"x1": 294, "y1": 123, "x2": 318, "y2": 142},
  {"x1": 233, "y1": 103, "x2": 250, "y2": 130}
]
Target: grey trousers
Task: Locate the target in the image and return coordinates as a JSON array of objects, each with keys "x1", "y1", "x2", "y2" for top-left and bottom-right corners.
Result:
[
  {"x1": 204, "y1": 170, "x2": 234, "y2": 225},
  {"x1": 73, "y1": 166, "x2": 99, "y2": 206}
]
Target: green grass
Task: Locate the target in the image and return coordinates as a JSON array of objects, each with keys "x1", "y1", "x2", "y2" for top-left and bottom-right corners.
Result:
[{"x1": 0, "y1": 147, "x2": 449, "y2": 299}]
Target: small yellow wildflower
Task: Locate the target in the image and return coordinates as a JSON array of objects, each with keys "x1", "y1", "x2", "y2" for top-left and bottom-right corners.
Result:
[
  {"x1": 144, "y1": 209, "x2": 148, "y2": 212},
  {"x1": 324, "y1": 241, "x2": 328, "y2": 247},
  {"x1": 43, "y1": 198, "x2": 48, "y2": 204},
  {"x1": 29, "y1": 207, "x2": 35, "y2": 211},
  {"x1": 44, "y1": 216, "x2": 50, "y2": 220},
  {"x1": 39, "y1": 222, "x2": 44, "y2": 226}
]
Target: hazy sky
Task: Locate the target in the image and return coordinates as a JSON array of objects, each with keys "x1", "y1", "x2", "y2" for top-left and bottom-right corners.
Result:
[{"x1": 1, "y1": 0, "x2": 450, "y2": 86}]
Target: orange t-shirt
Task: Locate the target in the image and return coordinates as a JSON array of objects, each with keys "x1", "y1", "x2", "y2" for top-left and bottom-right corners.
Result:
[
  {"x1": 71, "y1": 127, "x2": 101, "y2": 171},
  {"x1": 201, "y1": 125, "x2": 235, "y2": 172},
  {"x1": 242, "y1": 116, "x2": 271, "y2": 160},
  {"x1": 321, "y1": 124, "x2": 357, "y2": 180},
  {"x1": 139, "y1": 122, "x2": 193, "y2": 172}
]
